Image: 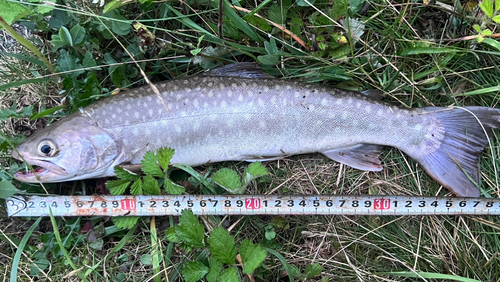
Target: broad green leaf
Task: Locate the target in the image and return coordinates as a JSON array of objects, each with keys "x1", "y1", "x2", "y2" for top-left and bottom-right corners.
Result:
[
  {"x1": 70, "y1": 24, "x2": 85, "y2": 46},
  {"x1": 112, "y1": 217, "x2": 139, "y2": 229},
  {"x1": 218, "y1": 267, "x2": 239, "y2": 282},
  {"x1": 212, "y1": 168, "x2": 241, "y2": 191},
  {"x1": 493, "y1": 15, "x2": 500, "y2": 23},
  {"x1": 59, "y1": 26, "x2": 72, "y2": 46},
  {"x1": 482, "y1": 29, "x2": 493, "y2": 36},
  {"x1": 156, "y1": 147, "x2": 174, "y2": 171},
  {"x1": 0, "y1": 104, "x2": 33, "y2": 120},
  {"x1": 143, "y1": 175, "x2": 161, "y2": 195},
  {"x1": 176, "y1": 210, "x2": 205, "y2": 248},
  {"x1": 140, "y1": 254, "x2": 152, "y2": 265},
  {"x1": 481, "y1": 38, "x2": 500, "y2": 51},
  {"x1": 106, "y1": 180, "x2": 130, "y2": 195},
  {"x1": 182, "y1": 261, "x2": 209, "y2": 282},
  {"x1": 0, "y1": 0, "x2": 31, "y2": 25},
  {"x1": 164, "y1": 179, "x2": 185, "y2": 195},
  {"x1": 331, "y1": 0, "x2": 348, "y2": 20},
  {"x1": 239, "y1": 240, "x2": 267, "y2": 274},
  {"x1": 349, "y1": 0, "x2": 366, "y2": 14},
  {"x1": 141, "y1": 151, "x2": 164, "y2": 177},
  {"x1": 245, "y1": 162, "x2": 268, "y2": 177},
  {"x1": 257, "y1": 54, "x2": 279, "y2": 66},
  {"x1": 56, "y1": 50, "x2": 85, "y2": 78},
  {"x1": 130, "y1": 179, "x2": 143, "y2": 195},
  {"x1": 473, "y1": 24, "x2": 481, "y2": 33},
  {"x1": 244, "y1": 14, "x2": 272, "y2": 32},
  {"x1": 264, "y1": 38, "x2": 278, "y2": 55},
  {"x1": 290, "y1": 14, "x2": 304, "y2": 35},
  {"x1": 496, "y1": 0, "x2": 500, "y2": 11},
  {"x1": 296, "y1": 0, "x2": 315, "y2": 7},
  {"x1": 206, "y1": 257, "x2": 223, "y2": 282},
  {"x1": 0, "y1": 180, "x2": 20, "y2": 199},
  {"x1": 304, "y1": 263, "x2": 323, "y2": 279},
  {"x1": 32, "y1": 0, "x2": 56, "y2": 14},
  {"x1": 82, "y1": 51, "x2": 98, "y2": 68},
  {"x1": 165, "y1": 226, "x2": 181, "y2": 243},
  {"x1": 114, "y1": 166, "x2": 140, "y2": 181},
  {"x1": 209, "y1": 227, "x2": 237, "y2": 265},
  {"x1": 479, "y1": 0, "x2": 494, "y2": 18},
  {"x1": 268, "y1": 3, "x2": 285, "y2": 24}
]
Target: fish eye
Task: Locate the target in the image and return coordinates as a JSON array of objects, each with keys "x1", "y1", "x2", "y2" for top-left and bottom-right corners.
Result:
[{"x1": 37, "y1": 140, "x2": 58, "y2": 157}]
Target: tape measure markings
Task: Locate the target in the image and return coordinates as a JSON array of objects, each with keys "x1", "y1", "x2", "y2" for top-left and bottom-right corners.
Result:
[{"x1": 6, "y1": 195, "x2": 500, "y2": 217}]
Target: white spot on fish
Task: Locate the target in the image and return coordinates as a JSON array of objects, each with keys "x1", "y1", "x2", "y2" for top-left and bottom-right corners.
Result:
[
  {"x1": 396, "y1": 113, "x2": 401, "y2": 118},
  {"x1": 175, "y1": 105, "x2": 179, "y2": 110},
  {"x1": 347, "y1": 98, "x2": 352, "y2": 104},
  {"x1": 193, "y1": 121, "x2": 200, "y2": 130},
  {"x1": 174, "y1": 124, "x2": 181, "y2": 133},
  {"x1": 258, "y1": 98, "x2": 264, "y2": 107},
  {"x1": 221, "y1": 101, "x2": 227, "y2": 108},
  {"x1": 213, "y1": 101, "x2": 218, "y2": 107},
  {"x1": 264, "y1": 86, "x2": 270, "y2": 92},
  {"x1": 176, "y1": 94, "x2": 182, "y2": 100},
  {"x1": 148, "y1": 109, "x2": 153, "y2": 117},
  {"x1": 160, "y1": 83, "x2": 167, "y2": 88},
  {"x1": 377, "y1": 109, "x2": 383, "y2": 116},
  {"x1": 286, "y1": 85, "x2": 292, "y2": 90},
  {"x1": 227, "y1": 91, "x2": 233, "y2": 97},
  {"x1": 231, "y1": 83, "x2": 237, "y2": 88},
  {"x1": 193, "y1": 99, "x2": 199, "y2": 108},
  {"x1": 185, "y1": 88, "x2": 192, "y2": 93},
  {"x1": 134, "y1": 112, "x2": 140, "y2": 119},
  {"x1": 259, "y1": 120, "x2": 266, "y2": 128},
  {"x1": 241, "y1": 82, "x2": 247, "y2": 87},
  {"x1": 356, "y1": 102, "x2": 361, "y2": 108},
  {"x1": 147, "y1": 96, "x2": 153, "y2": 102},
  {"x1": 216, "y1": 92, "x2": 221, "y2": 98},
  {"x1": 203, "y1": 102, "x2": 208, "y2": 108},
  {"x1": 112, "y1": 114, "x2": 116, "y2": 119},
  {"x1": 219, "y1": 83, "x2": 225, "y2": 89},
  {"x1": 414, "y1": 124, "x2": 423, "y2": 131},
  {"x1": 202, "y1": 78, "x2": 208, "y2": 83},
  {"x1": 321, "y1": 98, "x2": 328, "y2": 106},
  {"x1": 117, "y1": 108, "x2": 123, "y2": 113},
  {"x1": 195, "y1": 87, "x2": 201, "y2": 91},
  {"x1": 208, "y1": 91, "x2": 214, "y2": 97},
  {"x1": 238, "y1": 94, "x2": 243, "y2": 102},
  {"x1": 207, "y1": 82, "x2": 213, "y2": 87},
  {"x1": 294, "y1": 92, "x2": 301, "y2": 98},
  {"x1": 365, "y1": 105, "x2": 371, "y2": 113},
  {"x1": 336, "y1": 99, "x2": 342, "y2": 105},
  {"x1": 173, "y1": 85, "x2": 179, "y2": 91},
  {"x1": 342, "y1": 112, "x2": 348, "y2": 119},
  {"x1": 158, "y1": 109, "x2": 163, "y2": 115},
  {"x1": 274, "y1": 85, "x2": 281, "y2": 90}
]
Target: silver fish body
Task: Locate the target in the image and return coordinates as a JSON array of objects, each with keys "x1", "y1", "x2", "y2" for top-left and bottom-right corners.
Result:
[{"x1": 12, "y1": 70, "x2": 500, "y2": 197}]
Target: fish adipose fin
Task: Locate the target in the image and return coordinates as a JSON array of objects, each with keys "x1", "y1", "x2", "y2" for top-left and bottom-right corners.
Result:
[
  {"x1": 322, "y1": 144, "x2": 384, "y2": 171},
  {"x1": 410, "y1": 107, "x2": 500, "y2": 197},
  {"x1": 204, "y1": 62, "x2": 275, "y2": 79}
]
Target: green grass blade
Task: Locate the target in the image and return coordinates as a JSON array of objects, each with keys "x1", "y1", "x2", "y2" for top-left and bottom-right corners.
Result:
[
  {"x1": 264, "y1": 248, "x2": 294, "y2": 282},
  {"x1": 10, "y1": 217, "x2": 42, "y2": 282},
  {"x1": 2, "y1": 52, "x2": 46, "y2": 67},
  {"x1": 220, "y1": 0, "x2": 263, "y2": 43},
  {"x1": 151, "y1": 217, "x2": 162, "y2": 282},
  {"x1": 0, "y1": 78, "x2": 53, "y2": 91},
  {"x1": 376, "y1": 271, "x2": 481, "y2": 282},
  {"x1": 400, "y1": 47, "x2": 460, "y2": 55},
  {"x1": 30, "y1": 105, "x2": 68, "y2": 120},
  {"x1": 454, "y1": 85, "x2": 500, "y2": 97}
]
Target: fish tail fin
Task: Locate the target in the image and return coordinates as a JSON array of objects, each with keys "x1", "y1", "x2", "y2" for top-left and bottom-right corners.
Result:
[{"x1": 409, "y1": 106, "x2": 500, "y2": 197}]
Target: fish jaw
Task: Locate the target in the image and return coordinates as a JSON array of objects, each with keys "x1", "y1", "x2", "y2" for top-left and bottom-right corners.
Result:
[{"x1": 12, "y1": 151, "x2": 69, "y2": 183}]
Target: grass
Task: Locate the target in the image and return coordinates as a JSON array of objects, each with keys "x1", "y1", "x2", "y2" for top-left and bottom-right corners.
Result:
[{"x1": 1, "y1": 0, "x2": 500, "y2": 281}]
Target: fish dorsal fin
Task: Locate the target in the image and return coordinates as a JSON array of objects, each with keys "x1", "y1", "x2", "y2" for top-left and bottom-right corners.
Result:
[
  {"x1": 322, "y1": 144, "x2": 384, "y2": 171},
  {"x1": 360, "y1": 89, "x2": 385, "y2": 100},
  {"x1": 204, "y1": 63, "x2": 275, "y2": 79}
]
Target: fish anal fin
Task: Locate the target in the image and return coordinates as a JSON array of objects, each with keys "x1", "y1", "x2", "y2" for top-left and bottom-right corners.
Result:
[
  {"x1": 322, "y1": 144, "x2": 384, "y2": 171},
  {"x1": 204, "y1": 63, "x2": 275, "y2": 79}
]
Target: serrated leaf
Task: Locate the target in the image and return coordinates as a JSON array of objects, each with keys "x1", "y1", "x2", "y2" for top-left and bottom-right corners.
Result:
[
  {"x1": 0, "y1": 180, "x2": 20, "y2": 199},
  {"x1": 106, "y1": 180, "x2": 130, "y2": 195},
  {"x1": 258, "y1": 54, "x2": 279, "y2": 66},
  {"x1": 114, "y1": 166, "x2": 140, "y2": 181},
  {"x1": 182, "y1": 261, "x2": 209, "y2": 282},
  {"x1": 70, "y1": 24, "x2": 85, "y2": 46},
  {"x1": 143, "y1": 175, "x2": 161, "y2": 195},
  {"x1": 130, "y1": 179, "x2": 143, "y2": 195},
  {"x1": 141, "y1": 151, "x2": 164, "y2": 177},
  {"x1": 212, "y1": 168, "x2": 241, "y2": 191},
  {"x1": 218, "y1": 267, "x2": 239, "y2": 282},
  {"x1": 56, "y1": 50, "x2": 85, "y2": 78},
  {"x1": 264, "y1": 38, "x2": 278, "y2": 55},
  {"x1": 206, "y1": 257, "x2": 223, "y2": 282},
  {"x1": 176, "y1": 210, "x2": 205, "y2": 248},
  {"x1": 479, "y1": 0, "x2": 494, "y2": 18},
  {"x1": 482, "y1": 29, "x2": 493, "y2": 36},
  {"x1": 239, "y1": 240, "x2": 267, "y2": 274},
  {"x1": 304, "y1": 263, "x2": 323, "y2": 279},
  {"x1": 156, "y1": 147, "x2": 174, "y2": 171},
  {"x1": 246, "y1": 162, "x2": 268, "y2": 177},
  {"x1": 165, "y1": 226, "x2": 181, "y2": 242},
  {"x1": 0, "y1": 104, "x2": 33, "y2": 121},
  {"x1": 331, "y1": 0, "x2": 348, "y2": 20},
  {"x1": 0, "y1": 0, "x2": 31, "y2": 25},
  {"x1": 268, "y1": 4, "x2": 285, "y2": 24},
  {"x1": 112, "y1": 216, "x2": 139, "y2": 229},
  {"x1": 209, "y1": 227, "x2": 237, "y2": 265},
  {"x1": 164, "y1": 179, "x2": 185, "y2": 195}
]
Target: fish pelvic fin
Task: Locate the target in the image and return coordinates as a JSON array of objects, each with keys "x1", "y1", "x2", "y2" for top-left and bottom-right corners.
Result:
[
  {"x1": 410, "y1": 106, "x2": 500, "y2": 197},
  {"x1": 322, "y1": 144, "x2": 384, "y2": 171}
]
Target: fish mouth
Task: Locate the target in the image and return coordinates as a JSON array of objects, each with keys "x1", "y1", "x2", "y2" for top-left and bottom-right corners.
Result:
[{"x1": 12, "y1": 158, "x2": 68, "y2": 183}]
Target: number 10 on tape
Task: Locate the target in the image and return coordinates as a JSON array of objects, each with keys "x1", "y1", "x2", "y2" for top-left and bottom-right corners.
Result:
[{"x1": 6, "y1": 195, "x2": 500, "y2": 217}]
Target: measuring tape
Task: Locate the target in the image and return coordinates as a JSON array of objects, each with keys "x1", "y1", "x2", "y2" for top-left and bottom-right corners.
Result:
[{"x1": 6, "y1": 195, "x2": 500, "y2": 217}]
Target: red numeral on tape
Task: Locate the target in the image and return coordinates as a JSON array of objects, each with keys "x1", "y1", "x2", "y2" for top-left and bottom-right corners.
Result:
[
  {"x1": 373, "y1": 199, "x2": 390, "y2": 210},
  {"x1": 245, "y1": 198, "x2": 261, "y2": 209},
  {"x1": 121, "y1": 199, "x2": 136, "y2": 210}
]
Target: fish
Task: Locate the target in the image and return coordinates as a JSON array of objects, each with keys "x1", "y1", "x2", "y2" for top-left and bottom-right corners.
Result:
[{"x1": 10, "y1": 63, "x2": 500, "y2": 197}]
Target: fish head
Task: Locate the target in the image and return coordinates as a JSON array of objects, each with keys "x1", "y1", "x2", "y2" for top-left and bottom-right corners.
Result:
[{"x1": 12, "y1": 116, "x2": 122, "y2": 183}]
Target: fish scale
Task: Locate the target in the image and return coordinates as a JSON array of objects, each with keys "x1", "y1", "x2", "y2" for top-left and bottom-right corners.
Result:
[{"x1": 11, "y1": 64, "x2": 500, "y2": 197}]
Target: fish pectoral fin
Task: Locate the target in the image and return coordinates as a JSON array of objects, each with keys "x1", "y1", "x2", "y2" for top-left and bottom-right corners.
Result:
[
  {"x1": 244, "y1": 156, "x2": 287, "y2": 162},
  {"x1": 322, "y1": 144, "x2": 384, "y2": 171},
  {"x1": 118, "y1": 164, "x2": 143, "y2": 174}
]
